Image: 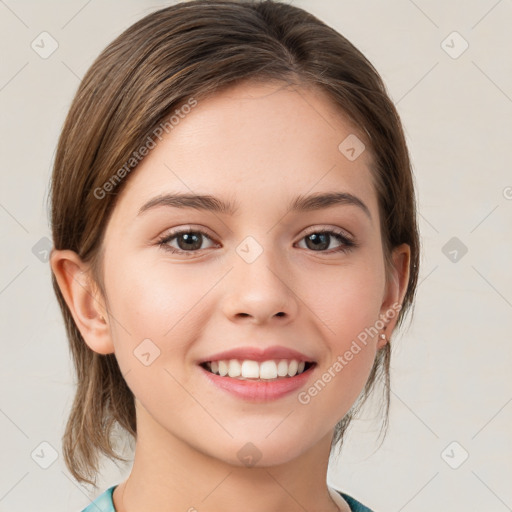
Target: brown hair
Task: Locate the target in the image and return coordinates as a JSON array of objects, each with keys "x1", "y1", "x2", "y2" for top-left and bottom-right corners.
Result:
[{"x1": 50, "y1": 0, "x2": 420, "y2": 487}]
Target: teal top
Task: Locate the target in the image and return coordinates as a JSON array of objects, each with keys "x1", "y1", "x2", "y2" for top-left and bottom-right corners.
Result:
[{"x1": 81, "y1": 485, "x2": 374, "y2": 511}]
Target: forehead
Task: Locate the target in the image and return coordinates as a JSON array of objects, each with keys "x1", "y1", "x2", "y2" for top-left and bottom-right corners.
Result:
[{"x1": 111, "y1": 80, "x2": 378, "y2": 220}]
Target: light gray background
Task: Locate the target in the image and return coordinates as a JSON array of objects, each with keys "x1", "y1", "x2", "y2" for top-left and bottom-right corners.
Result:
[{"x1": 1, "y1": 1, "x2": 511, "y2": 511}]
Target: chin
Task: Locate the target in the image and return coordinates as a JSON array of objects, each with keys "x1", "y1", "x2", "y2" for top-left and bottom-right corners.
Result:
[{"x1": 199, "y1": 425, "x2": 325, "y2": 469}]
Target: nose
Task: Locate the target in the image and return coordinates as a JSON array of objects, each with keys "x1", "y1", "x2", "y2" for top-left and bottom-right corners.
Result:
[{"x1": 220, "y1": 248, "x2": 299, "y2": 325}]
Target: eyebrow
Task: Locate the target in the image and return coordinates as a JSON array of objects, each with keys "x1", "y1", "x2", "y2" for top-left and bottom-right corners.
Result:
[{"x1": 138, "y1": 191, "x2": 372, "y2": 220}]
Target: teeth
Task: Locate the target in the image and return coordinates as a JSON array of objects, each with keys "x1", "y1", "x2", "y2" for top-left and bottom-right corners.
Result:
[
  {"x1": 228, "y1": 360, "x2": 241, "y2": 378},
  {"x1": 218, "y1": 360, "x2": 228, "y2": 377},
  {"x1": 259, "y1": 361, "x2": 277, "y2": 379},
  {"x1": 241, "y1": 360, "x2": 260, "y2": 378},
  {"x1": 277, "y1": 360, "x2": 289, "y2": 377},
  {"x1": 205, "y1": 358, "x2": 309, "y2": 379},
  {"x1": 287, "y1": 360, "x2": 298, "y2": 377}
]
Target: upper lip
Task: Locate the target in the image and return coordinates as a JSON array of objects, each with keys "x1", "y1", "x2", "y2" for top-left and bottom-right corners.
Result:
[{"x1": 198, "y1": 346, "x2": 315, "y2": 364}]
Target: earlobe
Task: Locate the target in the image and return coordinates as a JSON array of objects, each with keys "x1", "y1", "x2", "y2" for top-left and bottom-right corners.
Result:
[
  {"x1": 50, "y1": 249, "x2": 115, "y2": 355},
  {"x1": 378, "y1": 243, "x2": 411, "y2": 348}
]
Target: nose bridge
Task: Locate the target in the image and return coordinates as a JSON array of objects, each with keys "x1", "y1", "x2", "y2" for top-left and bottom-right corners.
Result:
[{"x1": 222, "y1": 234, "x2": 298, "y2": 322}]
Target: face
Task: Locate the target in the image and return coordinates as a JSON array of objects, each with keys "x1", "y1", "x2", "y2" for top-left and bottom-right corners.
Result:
[{"x1": 80, "y1": 81, "x2": 407, "y2": 467}]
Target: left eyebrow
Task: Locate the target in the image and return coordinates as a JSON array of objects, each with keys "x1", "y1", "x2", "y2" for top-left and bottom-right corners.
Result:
[
  {"x1": 138, "y1": 191, "x2": 372, "y2": 221},
  {"x1": 288, "y1": 192, "x2": 372, "y2": 221}
]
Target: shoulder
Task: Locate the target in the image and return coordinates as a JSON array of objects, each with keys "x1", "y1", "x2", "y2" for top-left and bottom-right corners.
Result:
[
  {"x1": 80, "y1": 485, "x2": 118, "y2": 512},
  {"x1": 79, "y1": 485, "x2": 372, "y2": 512},
  {"x1": 338, "y1": 490, "x2": 376, "y2": 512}
]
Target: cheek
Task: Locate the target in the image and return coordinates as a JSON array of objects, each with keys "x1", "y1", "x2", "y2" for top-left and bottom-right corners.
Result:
[
  {"x1": 103, "y1": 260, "x2": 209, "y2": 412},
  {"x1": 106, "y1": 256, "x2": 211, "y2": 334},
  {"x1": 289, "y1": 260, "x2": 385, "y2": 411},
  {"x1": 301, "y1": 259, "x2": 386, "y2": 345},
  {"x1": 103, "y1": 254, "x2": 218, "y2": 378}
]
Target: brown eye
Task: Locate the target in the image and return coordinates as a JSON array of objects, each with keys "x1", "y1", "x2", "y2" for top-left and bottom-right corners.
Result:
[
  {"x1": 175, "y1": 232, "x2": 203, "y2": 251},
  {"x1": 297, "y1": 230, "x2": 356, "y2": 253},
  {"x1": 158, "y1": 229, "x2": 217, "y2": 254}
]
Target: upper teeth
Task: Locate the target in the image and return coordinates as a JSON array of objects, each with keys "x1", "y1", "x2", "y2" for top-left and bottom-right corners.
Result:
[{"x1": 207, "y1": 359, "x2": 307, "y2": 379}]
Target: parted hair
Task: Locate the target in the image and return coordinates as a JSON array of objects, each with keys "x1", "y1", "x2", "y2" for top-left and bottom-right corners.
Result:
[{"x1": 50, "y1": 0, "x2": 420, "y2": 487}]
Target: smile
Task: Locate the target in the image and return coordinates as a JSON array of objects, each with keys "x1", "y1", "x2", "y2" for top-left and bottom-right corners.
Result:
[
  {"x1": 201, "y1": 359, "x2": 315, "y2": 380},
  {"x1": 197, "y1": 345, "x2": 317, "y2": 401}
]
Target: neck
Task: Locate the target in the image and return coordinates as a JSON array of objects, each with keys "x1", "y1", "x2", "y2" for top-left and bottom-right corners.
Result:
[{"x1": 113, "y1": 404, "x2": 345, "y2": 512}]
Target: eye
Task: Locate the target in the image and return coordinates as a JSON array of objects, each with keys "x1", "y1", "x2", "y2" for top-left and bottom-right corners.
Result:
[
  {"x1": 157, "y1": 227, "x2": 357, "y2": 256},
  {"x1": 296, "y1": 229, "x2": 356, "y2": 253},
  {"x1": 157, "y1": 228, "x2": 218, "y2": 255}
]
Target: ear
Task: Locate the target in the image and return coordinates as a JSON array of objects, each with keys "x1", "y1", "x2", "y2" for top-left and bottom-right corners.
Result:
[
  {"x1": 50, "y1": 249, "x2": 115, "y2": 355},
  {"x1": 377, "y1": 243, "x2": 411, "y2": 349}
]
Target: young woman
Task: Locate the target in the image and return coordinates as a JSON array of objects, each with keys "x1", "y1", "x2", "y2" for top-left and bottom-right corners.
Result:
[{"x1": 49, "y1": 1, "x2": 419, "y2": 510}]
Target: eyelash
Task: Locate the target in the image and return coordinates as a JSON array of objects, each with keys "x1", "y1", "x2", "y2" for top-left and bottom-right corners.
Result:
[{"x1": 157, "y1": 227, "x2": 357, "y2": 256}]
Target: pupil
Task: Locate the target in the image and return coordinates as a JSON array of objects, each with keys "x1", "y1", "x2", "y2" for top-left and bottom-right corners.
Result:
[
  {"x1": 307, "y1": 233, "x2": 328, "y2": 251},
  {"x1": 179, "y1": 233, "x2": 201, "y2": 250}
]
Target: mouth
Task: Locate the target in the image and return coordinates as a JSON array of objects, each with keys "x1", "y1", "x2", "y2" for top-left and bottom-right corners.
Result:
[
  {"x1": 197, "y1": 346, "x2": 317, "y2": 401},
  {"x1": 200, "y1": 359, "x2": 316, "y2": 380}
]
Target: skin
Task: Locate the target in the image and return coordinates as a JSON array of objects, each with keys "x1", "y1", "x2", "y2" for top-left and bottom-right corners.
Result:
[{"x1": 52, "y1": 80, "x2": 410, "y2": 512}]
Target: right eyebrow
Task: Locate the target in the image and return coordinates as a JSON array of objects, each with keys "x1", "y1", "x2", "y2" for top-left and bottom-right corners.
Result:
[{"x1": 138, "y1": 193, "x2": 238, "y2": 216}]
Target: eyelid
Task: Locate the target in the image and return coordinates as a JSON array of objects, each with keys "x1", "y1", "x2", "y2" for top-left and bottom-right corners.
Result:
[
  {"x1": 157, "y1": 225, "x2": 354, "y2": 242},
  {"x1": 157, "y1": 224, "x2": 216, "y2": 241},
  {"x1": 300, "y1": 225, "x2": 354, "y2": 240}
]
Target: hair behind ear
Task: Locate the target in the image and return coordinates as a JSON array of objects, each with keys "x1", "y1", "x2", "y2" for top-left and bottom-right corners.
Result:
[{"x1": 51, "y1": 264, "x2": 137, "y2": 488}]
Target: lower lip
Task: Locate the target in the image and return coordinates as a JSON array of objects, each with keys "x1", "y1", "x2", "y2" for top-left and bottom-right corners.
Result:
[{"x1": 200, "y1": 365, "x2": 315, "y2": 402}]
